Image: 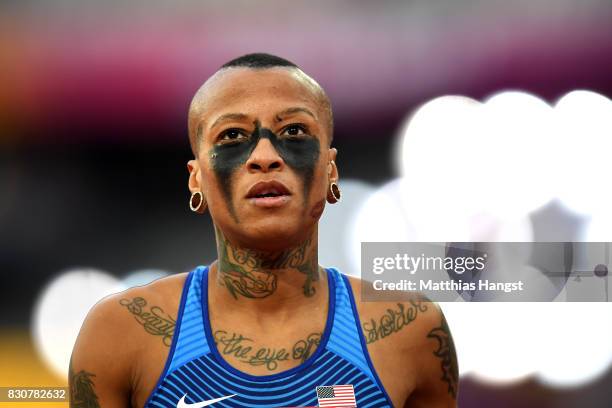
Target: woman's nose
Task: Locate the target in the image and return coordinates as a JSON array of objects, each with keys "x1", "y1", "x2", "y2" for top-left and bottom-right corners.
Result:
[{"x1": 246, "y1": 137, "x2": 285, "y2": 173}]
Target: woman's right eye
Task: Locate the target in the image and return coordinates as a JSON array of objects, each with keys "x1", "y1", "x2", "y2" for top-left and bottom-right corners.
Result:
[{"x1": 219, "y1": 129, "x2": 248, "y2": 143}]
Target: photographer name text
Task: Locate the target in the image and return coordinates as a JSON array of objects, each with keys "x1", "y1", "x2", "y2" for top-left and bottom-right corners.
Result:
[{"x1": 372, "y1": 279, "x2": 524, "y2": 293}]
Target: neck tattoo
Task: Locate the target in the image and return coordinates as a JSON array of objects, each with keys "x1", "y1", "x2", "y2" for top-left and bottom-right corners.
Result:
[{"x1": 215, "y1": 227, "x2": 320, "y2": 299}]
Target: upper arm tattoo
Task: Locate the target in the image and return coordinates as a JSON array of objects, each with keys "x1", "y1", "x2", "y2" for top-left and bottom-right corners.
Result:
[
  {"x1": 361, "y1": 300, "x2": 428, "y2": 344},
  {"x1": 427, "y1": 313, "x2": 459, "y2": 399},
  {"x1": 119, "y1": 296, "x2": 176, "y2": 346},
  {"x1": 69, "y1": 360, "x2": 101, "y2": 408}
]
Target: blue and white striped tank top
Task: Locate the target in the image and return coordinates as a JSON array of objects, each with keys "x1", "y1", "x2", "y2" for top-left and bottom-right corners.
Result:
[{"x1": 145, "y1": 265, "x2": 392, "y2": 408}]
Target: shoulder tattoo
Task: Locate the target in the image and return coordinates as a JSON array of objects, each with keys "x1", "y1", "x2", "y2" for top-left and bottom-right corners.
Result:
[
  {"x1": 119, "y1": 296, "x2": 176, "y2": 346},
  {"x1": 362, "y1": 300, "x2": 429, "y2": 344}
]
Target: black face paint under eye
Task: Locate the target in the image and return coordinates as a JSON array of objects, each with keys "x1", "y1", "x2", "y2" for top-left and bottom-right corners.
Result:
[{"x1": 209, "y1": 124, "x2": 321, "y2": 220}]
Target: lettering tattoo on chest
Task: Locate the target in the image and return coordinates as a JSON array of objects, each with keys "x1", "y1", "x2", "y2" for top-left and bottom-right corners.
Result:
[
  {"x1": 69, "y1": 360, "x2": 100, "y2": 408},
  {"x1": 427, "y1": 314, "x2": 459, "y2": 399},
  {"x1": 216, "y1": 226, "x2": 320, "y2": 299},
  {"x1": 119, "y1": 297, "x2": 176, "y2": 346},
  {"x1": 213, "y1": 330, "x2": 322, "y2": 371},
  {"x1": 361, "y1": 301, "x2": 429, "y2": 344}
]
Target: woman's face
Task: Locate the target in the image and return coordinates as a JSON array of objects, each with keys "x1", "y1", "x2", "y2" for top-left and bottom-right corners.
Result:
[{"x1": 187, "y1": 67, "x2": 338, "y2": 251}]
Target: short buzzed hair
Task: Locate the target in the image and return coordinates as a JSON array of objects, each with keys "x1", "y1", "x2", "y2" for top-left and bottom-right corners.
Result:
[
  {"x1": 220, "y1": 53, "x2": 298, "y2": 69},
  {"x1": 188, "y1": 53, "x2": 333, "y2": 155}
]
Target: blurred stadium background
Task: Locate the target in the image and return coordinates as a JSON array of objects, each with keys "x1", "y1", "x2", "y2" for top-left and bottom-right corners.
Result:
[{"x1": 1, "y1": 0, "x2": 612, "y2": 407}]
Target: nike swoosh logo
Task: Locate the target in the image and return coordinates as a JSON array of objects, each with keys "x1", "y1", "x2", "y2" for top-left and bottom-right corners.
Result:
[{"x1": 176, "y1": 393, "x2": 236, "y2": 408}]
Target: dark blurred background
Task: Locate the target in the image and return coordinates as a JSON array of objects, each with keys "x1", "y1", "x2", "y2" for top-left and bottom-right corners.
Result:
[{"x1": 1, "y1": 1, "x2": 612, "y2": 407}]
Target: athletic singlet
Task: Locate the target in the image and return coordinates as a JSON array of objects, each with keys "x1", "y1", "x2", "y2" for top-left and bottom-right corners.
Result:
[{"x1": 145, "y1": 265, "x2": 393, "y2": 408}]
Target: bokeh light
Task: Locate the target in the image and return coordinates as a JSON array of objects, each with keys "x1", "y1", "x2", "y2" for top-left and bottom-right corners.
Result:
[
  {"x1": 555, "y1": 91, "x2": 612, "y2": 217},
  {"x1": 31, "y1": 268, "x2": 120, "y2": 378},
  {"x1": 120, "y1": 268, "x2": 170, "y2": 288}
]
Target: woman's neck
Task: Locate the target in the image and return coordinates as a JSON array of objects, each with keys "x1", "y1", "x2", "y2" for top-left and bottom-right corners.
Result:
[{"x1": 211, "y1": 226, "x2": 326, "y2": 314}]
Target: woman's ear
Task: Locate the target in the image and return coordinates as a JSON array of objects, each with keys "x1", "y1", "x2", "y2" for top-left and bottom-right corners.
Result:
[
  {"x1": 327, "y1": 148, "x2": 339, "y2": 182},
  {"x1": 187, "y1": 160, "x2": 203, "y2": 193}
]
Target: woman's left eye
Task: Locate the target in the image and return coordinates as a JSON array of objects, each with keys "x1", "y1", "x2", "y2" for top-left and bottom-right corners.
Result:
[{"x1": 281, "y1": 124, "x2": 307, "y2": 137}]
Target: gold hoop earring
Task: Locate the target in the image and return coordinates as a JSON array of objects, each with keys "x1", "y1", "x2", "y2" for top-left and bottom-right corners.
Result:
[
  {"x1": 189, "y1": 191, "x2": 207, "y2": 213},
  {"x1": 327, "y1": 182, "x2": 341, "y2": 204}
]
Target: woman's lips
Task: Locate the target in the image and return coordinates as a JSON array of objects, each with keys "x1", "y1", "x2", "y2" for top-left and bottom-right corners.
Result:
[
  {"x1": 245, "y1": 180, "x2": 291, "y2": 198},
  {"x1": 245, "y1": 179, "x2": 292, "y2": 208},
  {"x1": 247, "y1": 195, "x2": 292, "y2": 208}
]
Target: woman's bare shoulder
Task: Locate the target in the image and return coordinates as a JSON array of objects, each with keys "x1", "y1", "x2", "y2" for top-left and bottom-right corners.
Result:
[{"x1": 75, "y1": 271, "x2": 191, "y2": 348}]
